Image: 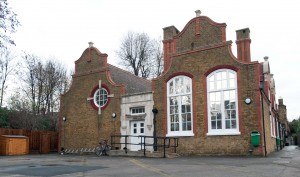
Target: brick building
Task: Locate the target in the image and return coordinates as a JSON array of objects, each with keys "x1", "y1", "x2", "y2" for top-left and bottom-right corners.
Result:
[{"x1": 59, "y1": 10, "x2": 289, "y2": 156}]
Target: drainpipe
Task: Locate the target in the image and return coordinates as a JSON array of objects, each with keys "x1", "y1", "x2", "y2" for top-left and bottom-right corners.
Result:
[
  {"x1": 152, "y1": 108, "x2": 158, "y2": 151},
  {"x1": 259, "y1": 81, "x2": 267, "y2": 157}
]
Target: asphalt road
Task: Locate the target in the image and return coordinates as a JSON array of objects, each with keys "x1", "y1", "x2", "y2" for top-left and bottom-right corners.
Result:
[{"x1": 0, "y1": 146, "x2": 299, "y2": 177}]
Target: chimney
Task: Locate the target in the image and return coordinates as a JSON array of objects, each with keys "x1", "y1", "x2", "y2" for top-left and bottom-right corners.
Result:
[
  {"x1": 236, "y1": 28, "x2": 251, "y2": 62},
  {"x1": 162, "y1": 26, "x2": 179, "y2": 72},
  {"x1": 278, "y1": 96, "x2": 283, "y2": 105}
]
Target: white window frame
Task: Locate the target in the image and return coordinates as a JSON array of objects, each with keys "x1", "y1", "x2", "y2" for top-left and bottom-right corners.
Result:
[
  {"x1": 166, "y1": 76, "x2": 194, "y2": 137},
  {"x1": 207, "y1": 69, "x2": 240, "y2": 136},
  {"x1": 130, "y1": 107, "x2": 145, "y2": 115}
]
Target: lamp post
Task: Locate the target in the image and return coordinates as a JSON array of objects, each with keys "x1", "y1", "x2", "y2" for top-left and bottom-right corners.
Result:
[
  {"x1": 152, "y1": 108, "x2": 158, "y2": 151},
  {"x1": 62, "y1": 117, "x2": 67, "y2": 155}
]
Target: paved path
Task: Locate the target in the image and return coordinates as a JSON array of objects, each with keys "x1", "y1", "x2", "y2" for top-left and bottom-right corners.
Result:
[{"x1": 0, "y1": 146, "x2": 299, "y2": 177}]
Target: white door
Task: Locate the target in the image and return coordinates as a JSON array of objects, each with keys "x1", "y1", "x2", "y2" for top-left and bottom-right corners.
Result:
[{"x1": 130, "y1": 121, "x2": 145, "y2": 151}]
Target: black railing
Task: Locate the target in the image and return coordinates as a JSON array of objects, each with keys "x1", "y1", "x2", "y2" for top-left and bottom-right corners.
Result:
[{"x1": 110, "y1": 135, "x2": 178, "y2": 158}]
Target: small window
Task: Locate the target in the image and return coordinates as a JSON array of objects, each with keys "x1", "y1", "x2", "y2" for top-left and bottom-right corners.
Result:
[
  {"x1": 93, "y1": 88, "x2": 108, "y2": 107},
  {"x1": 130, "y1": 107, "x2": 145, "y2": 115}
]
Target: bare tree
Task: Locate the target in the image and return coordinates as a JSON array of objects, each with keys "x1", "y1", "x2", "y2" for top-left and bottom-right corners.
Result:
[
  {"x1": 152, "y1": 38, "x2": 164, "y2": 77},
  {"x1": 9, "y1": 53, "x2": 70, "y2": 130},
  {"x1": 0, "y1": 46, "x2": 15, "y2": 107},
  {"x1": 0, "y1": 0, "x2": 20, "y2": 48},
  {"x1": 116, "y1": 31, "x2": 164, "y2": 79}
]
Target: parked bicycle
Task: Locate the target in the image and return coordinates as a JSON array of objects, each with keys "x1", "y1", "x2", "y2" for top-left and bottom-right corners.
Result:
[{"x1": 95, "y1": 139, "x2": 111, "y2": 156}]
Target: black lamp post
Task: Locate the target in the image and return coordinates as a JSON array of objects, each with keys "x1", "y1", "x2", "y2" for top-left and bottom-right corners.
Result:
[{"x1": 152, "y1": 108, "x2": 158, "y2": 151}]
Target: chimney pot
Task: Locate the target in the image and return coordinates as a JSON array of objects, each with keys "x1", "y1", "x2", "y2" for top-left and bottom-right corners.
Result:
[
  {"x1": 88, "y1": 42, "x2": 94, "y2": 48},
  {"x1": 264, "y1": 56, "x2": 268, "y2": 61},
  {"x1": 195, "y1": 10, "x2": 201, "y2": 17}
]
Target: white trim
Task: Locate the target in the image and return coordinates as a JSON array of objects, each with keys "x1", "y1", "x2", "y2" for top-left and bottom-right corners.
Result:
[
  {"x1": 166, "y1": 132, "x2": 194, "y2": 137},
  {"x1": 206, "y1": 131, "x2": 241, "y2": 136}
]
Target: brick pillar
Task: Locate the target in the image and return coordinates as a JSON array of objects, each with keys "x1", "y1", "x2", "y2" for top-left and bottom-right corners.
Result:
[
  {"x1": 162, "y1": 26, "x2": 179, "y2": 72},
  {"x1": 236, "y1": 28, "x2": 251, "y2": 62}
]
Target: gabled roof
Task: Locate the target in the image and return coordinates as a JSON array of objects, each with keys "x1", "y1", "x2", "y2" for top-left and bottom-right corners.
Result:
[{"x1": 108, "y1": 64, "x2": 152, "y2": 94}]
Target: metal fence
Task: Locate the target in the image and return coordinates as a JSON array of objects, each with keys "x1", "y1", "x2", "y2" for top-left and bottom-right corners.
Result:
[
  {"x1": 0, "y1": 128, "x2": 58, "y2": 153},
  {"x1": 110, "y1": 135, "x2": 178, "y2": 158}
]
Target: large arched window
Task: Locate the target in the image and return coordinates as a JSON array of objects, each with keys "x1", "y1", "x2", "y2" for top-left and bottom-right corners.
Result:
[
  {"x1": 207, "y1": 69, "x2": 240, "y2": 135},
  {"x1": 167, "y1": 76, "x2": 194, "y2": 137}
]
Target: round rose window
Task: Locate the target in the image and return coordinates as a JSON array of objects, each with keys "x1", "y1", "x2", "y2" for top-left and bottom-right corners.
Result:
[{"x1": 93, "y1": 88, "x2": 108, "y2": 107}]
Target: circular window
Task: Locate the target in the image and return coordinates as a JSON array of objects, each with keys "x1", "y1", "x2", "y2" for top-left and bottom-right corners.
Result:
[{"x1": 93, "y1": 88, "x2": 108, "y2": 107}]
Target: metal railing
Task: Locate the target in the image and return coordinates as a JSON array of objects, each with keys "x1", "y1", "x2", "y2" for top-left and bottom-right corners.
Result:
[{"x1": 110, "y1": 135, "x2": 178, "y2": 158}]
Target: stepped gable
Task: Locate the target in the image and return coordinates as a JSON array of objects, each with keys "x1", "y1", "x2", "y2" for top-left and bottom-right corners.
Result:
[{"x1": 108, "y1": 64, "x2": 151, "y2": 94}]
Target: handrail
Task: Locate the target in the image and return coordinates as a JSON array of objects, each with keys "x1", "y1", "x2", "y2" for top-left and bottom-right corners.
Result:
[{"x1": 110, "y1": 135, "x2": 179, "y2": 158}]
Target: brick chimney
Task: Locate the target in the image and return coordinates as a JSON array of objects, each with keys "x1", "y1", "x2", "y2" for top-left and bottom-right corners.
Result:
[
  {"x1": 162, "y1": 26, "x2": 179, "y2": 72},
  {"x1": 236, "y1": 28, "x2": 251, "y2": 62}
]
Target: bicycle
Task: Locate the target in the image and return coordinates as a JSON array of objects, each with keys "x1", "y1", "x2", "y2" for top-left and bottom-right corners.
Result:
[{"x1": 95, "y1": 139, "x2": 111, "y2": 156}]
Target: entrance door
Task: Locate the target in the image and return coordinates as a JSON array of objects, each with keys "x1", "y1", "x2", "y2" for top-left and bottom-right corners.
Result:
[{"x1": 130, "y1": 121, "x2": 145, "y2": 151}]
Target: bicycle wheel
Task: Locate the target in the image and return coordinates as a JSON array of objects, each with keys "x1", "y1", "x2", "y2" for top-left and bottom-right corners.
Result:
[
  {"x1": 95, "y1": 146, "x2": 103, "y2": 156},
  {"x1": 103, "y1": 145, "x2": 111, "y2": 155}
]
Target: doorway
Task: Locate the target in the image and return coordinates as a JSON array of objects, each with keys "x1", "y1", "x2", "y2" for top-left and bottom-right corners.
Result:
[{"x1": 130, "y1": 121, "x2": 145, "y2": 151}]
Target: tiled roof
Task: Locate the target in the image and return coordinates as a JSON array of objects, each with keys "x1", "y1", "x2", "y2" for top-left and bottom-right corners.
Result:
[{"x1": 108, "y1": 64, "x2": 152, "y2": 94}]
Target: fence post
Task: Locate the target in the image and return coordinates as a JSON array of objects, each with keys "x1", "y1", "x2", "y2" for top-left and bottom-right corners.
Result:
[{"x1": 163, "y1": 138, "x2": 166, "y2": 158}]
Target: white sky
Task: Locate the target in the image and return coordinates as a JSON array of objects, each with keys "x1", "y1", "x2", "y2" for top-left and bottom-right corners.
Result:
[{"x1": 8, "y1": 0, "x2": 300, "y2": 121}]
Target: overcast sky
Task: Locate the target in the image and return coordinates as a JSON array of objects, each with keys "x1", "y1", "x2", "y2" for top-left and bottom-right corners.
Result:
[{"x1": 8, "y1": 0, "x2": 300, "y2": 121}]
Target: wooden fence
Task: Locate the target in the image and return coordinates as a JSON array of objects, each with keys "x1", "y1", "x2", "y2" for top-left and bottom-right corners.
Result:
[{"x1": 0, "y1": 128, "x2": 58, "y2": 153}]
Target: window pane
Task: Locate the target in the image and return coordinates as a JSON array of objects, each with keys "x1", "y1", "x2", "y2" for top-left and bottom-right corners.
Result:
[
  {"x1": 232, "y1": 120, "x2": 237, "y2": 129},
  {"x1": 217, "y1": 113, "x2": 222, "y2": 120},
  {"x1": 229, "y1": 79, "x2": 235, "y2": 88},
  {"x1": 212, "y1": 121, "x2": 216, "y2": 129},
  {"x1": 230, "y1": 90, "x2": 236, "y2": 99},
  {"x1": 182, "y1": 95, "x2": 189, "y2": 105},
  {"x1": 169, "y1": 81, "x2": 173, "y2": 94},
  {"x1": 231, "y1": 110, "x2": 236, "y2": 119},
  {"x1": 216, "y1": 81, "x2": 222, "y2": 90},
  {"x1": 186, "y1": 105, "x2": 191, "y2": 113},
  {"x1": 217, "y1": 72, "x2": 222, "y2": 80},
  {"x1": 187, "y1": 122, "x2": 191, "y2": 130},
  {"x1": 175, "y1": 77, "x2": 183, "y2": 94},
  {"x1": 215, "y1": 92, "x2": 221, "y2": 101},
  {"x1": 140, "y1": 128, "x2": 144, "y2": 133},
  {"x1": 174, "y1": 123, "x2": 179, "y2": 131},
  {"x1": 175, "y1": 115, "x2": 179, "y2": 122},
  {"x1": 210, "y1": 93, "x2": 215, "y2": 101},
  {"x1": 182, "y1": 105, "x2": 186, "y2": 113},
  {"x1": 210, "y1": 81, "x2": 215, "y2": 90},
  {"x1": 226, "y1": 120, "x2": 230, "y2": 129},
  {"x1": 209, "y1": 75, "x2": 214, "y2": 82},
  {"x1": 211, "y1": 113, "x2": 216, "y2": 120},
  {"x1": 182, "y1": 123, "x2": 186, "y2": 131},
  {"x1": 222, "y1": 80, "x2": 227, "y2": 89},
  {"x1": 217, "y1": 120, "x2": 222, "y2": 129},
  {"x1": 171, "y1": 115, "x2": 174, "y2": 122},
  {"x1": 187, "y1": 113, "x2": 191, "y2": 121},
  {"x1": 222, "y1": 71, "x2": 227, "y2": 79}
]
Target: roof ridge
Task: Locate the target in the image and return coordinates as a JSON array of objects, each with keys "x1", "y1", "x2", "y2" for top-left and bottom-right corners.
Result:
[{"x1": 107, "y1": 63, "x2": 151, "y2": 83}]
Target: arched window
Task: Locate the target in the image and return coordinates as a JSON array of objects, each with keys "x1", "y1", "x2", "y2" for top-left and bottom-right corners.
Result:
[
  {"x1": 167, "y1": 76, "x2": 194, "y2": 137},
  {"x1": 207, "y1": 69, "x2": 240, "y2": 135}
]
